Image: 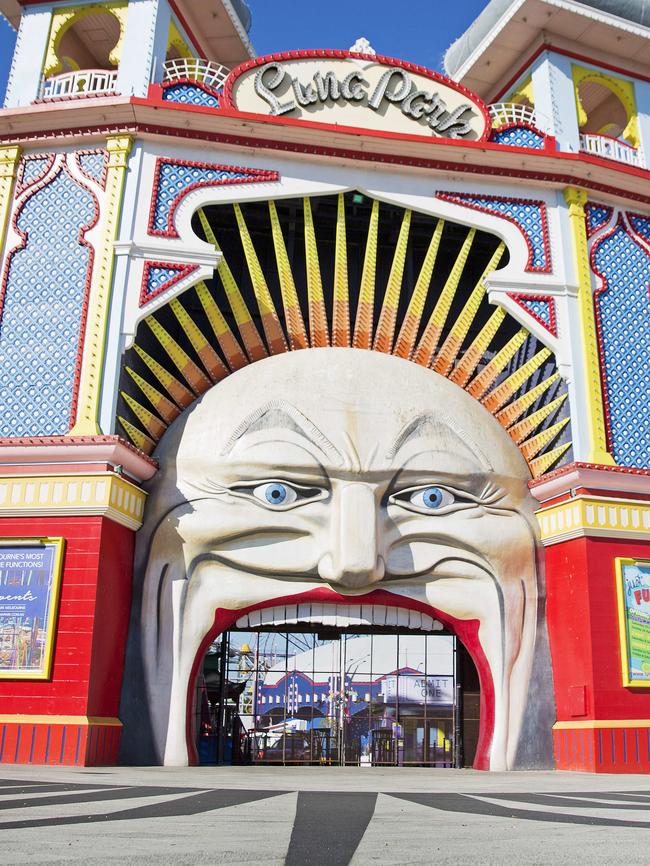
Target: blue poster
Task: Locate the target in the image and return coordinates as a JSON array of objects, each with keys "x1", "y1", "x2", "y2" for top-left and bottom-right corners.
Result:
[
  {"x1": 620, "y1": 560, "x2": 650, "y2": 685},
  {"x1": 0, "y1": 541, "x2": 63, "y2": 677}
]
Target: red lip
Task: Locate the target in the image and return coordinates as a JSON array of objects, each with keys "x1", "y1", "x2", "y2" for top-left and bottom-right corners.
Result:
[{"x1": 185, "y1": 586, "x2": 495, "y2": 769}]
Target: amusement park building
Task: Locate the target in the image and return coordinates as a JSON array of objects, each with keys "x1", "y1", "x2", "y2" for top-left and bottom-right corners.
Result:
[{"x1": 0, "y1": 0, "x2": 648, "y2": 773}]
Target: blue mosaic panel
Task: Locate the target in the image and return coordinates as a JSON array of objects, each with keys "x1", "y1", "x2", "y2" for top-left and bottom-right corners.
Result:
[
  {"x1": 592, "y1": 224, "x2": 650, "y2": 467},
  {"x1": 437, "y1": 192, "x2": 549, "y2": 272},
  {"x1": 19, "y1": 157, "x2": 52, "y2": 191},
  {"x1": 586, "y1": 204, "x2": 612, "y2": 236},
  {"x1": 162, "y1": 83, "x2": 219, "y2": 108},
  {"x1": 151, "y1": 161, "x2": 255, "y2": 235},
  {"x1": 78, "y1": 151, "x2": 106, "y2": 186},
  {"x1": 143, "y1": 264, "x2": 186, "y2": 299},
  {"x1": 0, "y1": 168, "x2": 95, "y2": 437},
  {"x1": 518, "y1": 298, "x2": 552, "y2": 328},
  {"x1": 628, "y1": 213, "x2": 650, "y2": 245},
  {"x1": 490, "y1": 126, "x2": 545, "y2": 149}
]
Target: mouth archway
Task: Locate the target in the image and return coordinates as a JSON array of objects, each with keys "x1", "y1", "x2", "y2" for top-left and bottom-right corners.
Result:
[{"x1": 183, "y1": 587, "x2": 494, "y2": 770}]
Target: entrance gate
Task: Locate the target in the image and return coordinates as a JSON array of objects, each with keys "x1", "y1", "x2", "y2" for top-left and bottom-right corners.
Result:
[{"x1": 196, "y1": 628, "x2": 479, "y2": 767}]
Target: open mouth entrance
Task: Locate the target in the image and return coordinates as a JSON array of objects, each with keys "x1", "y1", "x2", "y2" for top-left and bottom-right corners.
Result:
[{"x1": 195, "y1": 611, "x2": 480, "y2": 768}]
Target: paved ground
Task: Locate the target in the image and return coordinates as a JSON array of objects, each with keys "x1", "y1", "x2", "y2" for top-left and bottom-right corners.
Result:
[{"x1": 1, "y1": 765, "x2": 650, "y2": 865}]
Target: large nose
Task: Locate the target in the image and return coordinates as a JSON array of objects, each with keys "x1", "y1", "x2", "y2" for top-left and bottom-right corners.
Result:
[{"x1": 318, "y1": 483, "x2": 385, "y2": 589}]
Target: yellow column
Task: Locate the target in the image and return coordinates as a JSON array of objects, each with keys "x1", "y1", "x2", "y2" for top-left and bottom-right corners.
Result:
[
  {"x1": 0, "y1": 146, "x2": 22, "y2": 255},
  {"x1": 70, "y1": 135, "x2": 132, "y2": 436},
  {"x1": 563, "y1": 186, "x2": 614, "y2": 465}
]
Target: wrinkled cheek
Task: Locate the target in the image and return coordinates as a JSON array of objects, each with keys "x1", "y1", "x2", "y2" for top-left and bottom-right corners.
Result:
[{"x1": 176, "y1": 505, "x2": 324, "y2": 575}]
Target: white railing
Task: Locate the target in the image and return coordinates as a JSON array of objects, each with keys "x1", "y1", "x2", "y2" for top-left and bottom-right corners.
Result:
[
  {"x1": 40, "y1": 69, "x2": 118, "y2": 100},
  {"x1": 489, "y1": 102, "x2": 537, "y2": 128},
  {"x1": 162, "y1": 58, "x2": 230, "y2": 91},
  {"x1": 579, "y1": 133, "x2": 641, "y2": 166}
]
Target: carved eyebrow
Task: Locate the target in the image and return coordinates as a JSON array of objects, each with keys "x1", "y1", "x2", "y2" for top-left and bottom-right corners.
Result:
[
  {"x1": 220, "y1": 399, "x2": 343, "y2": 464},
  {"x1": 387, "y1": 414, "x2": 493, "y2": 470}
]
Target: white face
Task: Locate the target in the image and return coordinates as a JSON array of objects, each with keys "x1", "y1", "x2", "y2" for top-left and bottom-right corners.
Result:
[{"x1": 135, "y1": 349, "x2": 545, "y2": 769}]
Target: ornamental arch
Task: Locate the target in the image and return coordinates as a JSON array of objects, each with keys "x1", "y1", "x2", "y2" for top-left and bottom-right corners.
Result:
[{"x1": 116, "y1": 191, "x2": 569, "y2": 769}]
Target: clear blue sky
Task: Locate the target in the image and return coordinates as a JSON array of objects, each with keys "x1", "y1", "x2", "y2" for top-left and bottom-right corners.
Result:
[{"x1": 0, "y1": 1, "x2": 488, "y2": 104}]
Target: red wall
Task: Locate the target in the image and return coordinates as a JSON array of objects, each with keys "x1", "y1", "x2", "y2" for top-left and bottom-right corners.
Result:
[
  {"x1": 0, "y1": 516, "x2": 134, "y2": 764},
  {"x1": 546, "y1": 535, "x2": 650, "y2": 771}
]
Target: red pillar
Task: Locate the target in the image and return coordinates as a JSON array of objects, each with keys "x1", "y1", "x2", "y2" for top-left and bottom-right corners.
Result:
[
  {"x1": 0, "y1": 437, "x2": 155, "y2": 766},
  {"x1": 532, "y1": 462, "x2": 650, "y2": 773}
]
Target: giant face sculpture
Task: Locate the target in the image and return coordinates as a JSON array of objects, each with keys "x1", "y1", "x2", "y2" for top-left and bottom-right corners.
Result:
[{"x1": 120, "y1": 348, "x2": 554, "y2": 770}]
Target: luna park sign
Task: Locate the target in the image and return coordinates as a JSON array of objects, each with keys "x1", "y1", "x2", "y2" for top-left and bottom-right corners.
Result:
[{"x1": 223, "y1": 51, "x2": 490, "y2": 141}]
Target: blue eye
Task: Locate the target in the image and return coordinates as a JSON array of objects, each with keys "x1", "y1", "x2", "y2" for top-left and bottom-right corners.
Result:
[
  {"x1": 404, "y1": 485, "x2": 454, "y2": 511},
  {"x1": 418, "y1": 486, "x2": 444, "y2": 508},
  {"x1": 252, "y1": 482, "x2": 297, "y2": 506}
]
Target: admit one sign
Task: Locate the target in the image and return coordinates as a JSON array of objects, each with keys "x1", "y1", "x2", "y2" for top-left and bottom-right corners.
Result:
[{"x1": 223, "y1": 51, "x2": 490, "y2": 141}]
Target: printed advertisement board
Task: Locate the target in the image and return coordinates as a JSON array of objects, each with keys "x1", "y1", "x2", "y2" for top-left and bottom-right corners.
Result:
[
  {"x1": 0, "y1": 538, "x2": 65, "y2": 679},
  {"x1": 615, "y1": 558, "x2": 650, "y2": 687}
]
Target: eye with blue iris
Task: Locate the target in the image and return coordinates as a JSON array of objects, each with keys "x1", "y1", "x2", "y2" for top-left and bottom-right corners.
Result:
[
  {"x1": 237, "y1": 480, "x2": 326, "y2": 508},
  {"x1": 253, "y1": 482, "x2": 297, "y2": 506},
  {"x1": 390, "y1": 484, "x2": 456, "y2": 513}
]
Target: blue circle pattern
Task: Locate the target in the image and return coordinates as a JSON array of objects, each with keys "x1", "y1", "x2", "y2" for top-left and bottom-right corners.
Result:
[
  {"x1": 455, "y1": 196, "x2": 548, "y2": 271},
  {"x1": 144, "y1": 265, "x2": 185, "y2": 299},
  {"x1": 586, "y1": 205, "x2": 612, "y2": 236},
  {"x1": 162, "y1": 83, "x2": 219, "y2": 108},
  {"x1": 151, "y1": 162, "x2": 252, "y2": 234},
  {"x1": 519, "y1": 298, "x2": 552, "y2": 328},
  {"x1": 593, "y1": 224, "x2": 650, "y2": 467},
  {"x1": 629, "y1": 214, "x2": 650, "y2": 245},
  {"x1": 78, "y1": 152, "x2": 106, "y2": 185},
  {"x1": 20, "y1": 157, "x2": 51, "y2": 189},
  {"x1": 490, "y1": 126, "x2": 545, "y2": 149},
  {"x1": 0, "y1": 168, "x2": 95, "y2": 436}
]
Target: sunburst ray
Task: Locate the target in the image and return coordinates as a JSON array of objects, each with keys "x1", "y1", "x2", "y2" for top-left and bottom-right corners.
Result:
[
  {"x1": 195, "y1": 282, "x2": 249, "y2": 372},
  {"x1": 414, "y1": 228, "x2": 476, "y2": 367},
  {"x1": 169, "y1": 297, "x2": 229, "y2": 382},
  {"x1": 269, "y1": 200, "x2": 309, "y2": 350},
  {"x1": 332, "y1": 193, "x2": 350, "y2": 347},
  {"x1": 433, "y1": 242, "x2": 505, "y2": 376},
  {"x1": 198, "y1": 209, "x2": 267, "y2": 363},
  {"x1": 374, "y1": 208, "x2": 411, "y2": 354},
  {"x1": 353, "y1": 199, "x2": 380, "y2": 350},
  {"x1": 145, "y1": 316, "x2": 212, "y2": 394},
  {"x1": 233, "y1": 202, "x2": 288, "y2": 355},
  {"x1": 303, "y1": 197, "x2": 329, "y2": 347}
]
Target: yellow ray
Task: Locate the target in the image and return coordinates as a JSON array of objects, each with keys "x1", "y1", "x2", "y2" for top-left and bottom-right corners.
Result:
[
  {"x1": 433, "y1": 242, "x2": 505, "y2": 376},
  {"x1": 374, "y1": 208, "x2": 411, "y2": 354},
  {"x1": 520, "y1": 418, "x2": 570, "y2": 460},
  {"x1": 234, "y1": 203, "x2": 288, "y2": 355},
  {"x1": 303, "y1": 197, "x2": 329, "y2": 347},
  {"x1": 466, "y1": 328, "x2": 528, "y2": 399},
  {"x1": 119, "y1": 416, "x2": 156, "y2": 455},
  {"x1": 332, "y1": 193, "x2": 350, "y2": 347},
  {"x1": 481, "y1": 348, "x2": 552, "y2": 413},
  {"x1": 495, "y1": 372, "x2": 560, "y2": 428},
  {"x1": 195, "y1": 282, "x2": 249, "y2": 372},
  {"x1": 121, "y1": 392, "x2": 167, "y2": 441},
  {"x1": 269, "y1": 200, "x2": 309, "y2": 350},
  {"x1": 529, "y1": 441, "x2": 572, "y2": 478},
  {"x1": 414, "y1": 228, "x2": 476, "y2": 367},
  {"x1": 353, "y1": 198, "x2": 379, "y2": 350},
  {"x1": 146, "y1": 316, "x2": 212, "y2": 395},
  {"x1": 508, "y1": 394, "x2": 568, "y2": 444},
  {"x1": 133, "y1": 344, "x2": 195, "y2": 409},
  {"x1": 198, "y1": 209, "x2": 267, "y2": 363},
  {"x1": 449, "y1": 307, "x2": 506, "y2": 388},
  {"x1": 393, "y1": 219, "x2": 444, "y2": 360},
  {"x1": 169, "y1": 297, "x2": 229, "y2": 382},
  {"x1": 126, "y1": 366, "x2": 180, "y2": 425}
]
